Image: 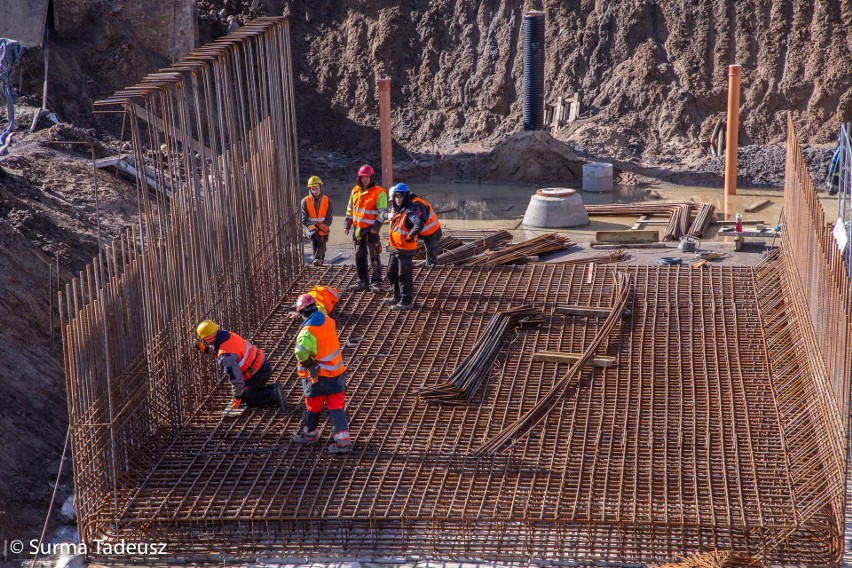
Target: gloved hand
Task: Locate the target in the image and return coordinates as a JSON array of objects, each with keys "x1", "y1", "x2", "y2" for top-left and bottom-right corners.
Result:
[
  {"x1": 317, "y1": 222, "x2": 329, "y2": 235},
  {"x1": 224, "y1": 398, "x2": 245, "y2": 417},
  {"x1": 303, "y1": 358, "x2": 320, "y2": 384},
  {"x1": 196, "y1": 340, "x2": 213, "y2": 355},
  {"x1": 404, "y1": 235, "x2": 414, "y2": 242},
  {"x1": 343, "y1": 219, "x2": 352, "y2": 236}
]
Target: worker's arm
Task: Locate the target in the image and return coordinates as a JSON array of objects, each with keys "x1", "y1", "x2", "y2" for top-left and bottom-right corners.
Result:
[
  {"x1": 406, "y1": 208, "x2": 424, "y2": 239},
  {"x1": 294, "y1": 327, "x2": 318, "y2": 363},
  {"x1": 324, "y1": 197, "x2": 333, "y2": 227},
  {"x1": 300, "y1": 197, "x2": 311, "y2": 228},
  {"x1": 344, "y1": 189, "x2": 354, "y2": 234},
  {"x1": 218, "y1": 353, "x2": 246, "y2": 398},
  {"x1": 374, "y1": 190, "x2": 388, "y2": 230}
]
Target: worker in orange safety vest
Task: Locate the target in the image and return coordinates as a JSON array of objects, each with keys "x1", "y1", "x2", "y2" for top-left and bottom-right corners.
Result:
[
  {"x1": 343, "y1": 164, "x2": 387, "y2": 294},
  {"x1": 287, "y1": 284, "x2": 340, "y2": 319},
  {"x1": 410, "y1": 191, "x2": 442, "y2": 266},
  {"x1": 382, "y1": 183, "x2": 423, "y2": 310},
  {"x1": 195, "y1": 320, "x2": 285, "y2": 415},
  {"x1": 290, "y1": 294, "x2": 352, "y2": 454},
  {"x1": 301, "y1": 175, "x2": 333, "y2": 266}
]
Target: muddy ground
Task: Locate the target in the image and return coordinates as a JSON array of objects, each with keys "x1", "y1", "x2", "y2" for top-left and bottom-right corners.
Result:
[{"x1": 0, "y1": 0, "x2": 848, "y2": 548}]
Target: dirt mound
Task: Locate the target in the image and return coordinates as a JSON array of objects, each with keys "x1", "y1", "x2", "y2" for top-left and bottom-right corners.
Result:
[{"x1": 480, "y1": 130, "x2": 584, "y2": 185}]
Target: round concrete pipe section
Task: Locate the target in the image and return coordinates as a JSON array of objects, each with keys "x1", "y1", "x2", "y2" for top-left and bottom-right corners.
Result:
[
  {"x1": 582, "y1": 162, "x2": 614, "y2": 192},
  {"x1": 522, "y1": 188, "x2": 590, "y2": 228}
]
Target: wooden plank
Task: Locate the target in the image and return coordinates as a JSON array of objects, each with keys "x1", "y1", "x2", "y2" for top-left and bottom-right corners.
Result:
[
  {"x1": 555, "y1": 305, "x2": 613, "y2": 317},
  {"x1": 590, "y1": 242, "x2": 669, "y2": 249},
  {"x1": 595, "y1": 230, "x2": 659, "y2": 243},
  {"x1": 533, "y1": 351, "x2": 616, "y2": 368},
  {"x1": 745, "y1": 199, "x2": 772, "y2": 212},
  {"x1": 630, "y1": 214, "x2": 649, "y2": 230}
]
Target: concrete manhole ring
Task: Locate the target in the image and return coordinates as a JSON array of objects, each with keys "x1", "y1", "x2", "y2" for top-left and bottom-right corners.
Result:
[{"x1": 536, "y1": 187, "x2": 576, "y2": 198}]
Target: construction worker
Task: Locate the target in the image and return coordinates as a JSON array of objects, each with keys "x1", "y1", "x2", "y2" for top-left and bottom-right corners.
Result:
[
  {"x1": 287, "y1": 284, "x2": 340, "y2": 319},
  {"x1": 301, "y1": 175, "x2": 333, "y2": 266},
  {"x1": 409, "y1": 189, "x2": 442, "y2": 265},
  {"x1": 343, "y1": 164, "x2": 387, "y2": 293},
  {"x1": 195, "y1": 320, "x2": 285, "y2": 414},
  {"x1": 383, "y1": 183, "x2": 423, "y2": 310},
  {"x1": 291, "y1": 294, "x2": 352, "y2": 453}
]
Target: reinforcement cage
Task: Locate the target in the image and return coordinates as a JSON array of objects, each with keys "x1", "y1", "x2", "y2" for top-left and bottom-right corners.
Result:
[{"x1": 61, "y1": 17, "x2": 302, "y2": 545}]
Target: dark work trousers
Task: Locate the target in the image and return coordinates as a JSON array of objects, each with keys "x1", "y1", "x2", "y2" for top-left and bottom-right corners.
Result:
[
  {"x1": 304, "y1": 227, "x2": 328, "y2": 263},
  {"x1": 387, "y1": 250, "x2": 415, "y2": 304},
  {"x1": 421, "y1": 227, "x2": 442, "y2": 266},
  {"x1": 354, "y1": 231, "x2": 383, "y2": 285},
  {"x1": 240, "y1": 360, "x2": 275, "y2": 406}
]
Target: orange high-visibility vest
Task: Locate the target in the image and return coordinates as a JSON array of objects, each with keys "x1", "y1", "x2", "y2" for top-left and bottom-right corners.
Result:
[
  {"x1": 306, "y1": 195, "x2": 330, "y2": 236},
  {"x1": 349, "y1": 185, "x2": 386, "y2": 229},
  {"x1": 389, "y1": 210, "x2": 418, "y2": 251},
  {"x1": 413, "y1": 196, "x2": 440, "y2": 236},
  {"x1": 218, "y1": 332, "x2": 264, "y2": 377},
  {"x1": 296, "y1": 315, "x2": 346, "y2": 379},
  {"x1": 308, "y1": 285, "x2": 340, "y2": 314}
]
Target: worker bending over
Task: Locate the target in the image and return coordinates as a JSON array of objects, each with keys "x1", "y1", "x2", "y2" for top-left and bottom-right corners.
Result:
[
  {"x1": 196, "y1": 320, "x2": 285, "y2": 415},
  {"x1": 344, "y1": 164, "x2": 387, "y2": 293},
  {"x1": 301, "y1": 175, "x2": 333, "y2": 266},
  {"x1": 384, "y1": 183, "x2": 423, "y2": 310},
  {"x1": 291, "y1": 294, "x2": 352, "y2": 454},
  {"x1": 287, "y1": 284, "x2": 340, "y2": 319}
]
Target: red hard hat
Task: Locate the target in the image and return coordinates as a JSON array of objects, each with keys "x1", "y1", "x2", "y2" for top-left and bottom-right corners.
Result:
[
  {"x1": 296, "y1": 293, "x2": 316, "y2": 312},
  {"x1": 357, "y1": 164, "x2": 374, "y2": 177}
]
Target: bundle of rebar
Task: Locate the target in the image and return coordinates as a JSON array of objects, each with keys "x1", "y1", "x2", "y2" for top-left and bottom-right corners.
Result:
[
  {"x1": 433, "y1": 229, "x2": 513, "y2": 265},
  {"x1": 418, "y1": 305, "x2": 541, "y2": 403},
  {"x1": 461, "y1": 233, "x2": 572, "y2": 266},
  {"x1": 475, "y1": 271, "x2": 631, "y2": 453},
  {"x1": 585, "y1": 203, "x2": 714, "y2": 240}
]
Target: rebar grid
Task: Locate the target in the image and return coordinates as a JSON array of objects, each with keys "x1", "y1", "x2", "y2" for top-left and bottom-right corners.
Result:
[{"x1": 75, "y1": 265, "x2": 834, "y2": 563}]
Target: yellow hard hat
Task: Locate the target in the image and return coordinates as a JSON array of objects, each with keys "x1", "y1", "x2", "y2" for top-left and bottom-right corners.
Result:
[
  {"x1": 307, "y1": 175, "x2": 323, "y2": 187},
  {"x1": 196, "y1": 320, "x2": 219, "y2": 339}
]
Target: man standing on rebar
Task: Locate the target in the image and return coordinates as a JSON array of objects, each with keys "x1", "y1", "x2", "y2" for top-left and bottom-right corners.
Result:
[
  {"x1": 290, "y1": 294, "x2": 352, "y2": 454},
  {"x1": 343, "y1": 164, "x2": 387, "y2": 293},
  {"x1": 409, "y1": 189, "x2": 442, "y2": 266},
  {"x1": 382, "y1": 183, "x2": 423, "y2": 310},
  {"x1": 301, "y1": 175, "x2": 333, "y2": 266},
  {"x1": 196, "y1": 320, "x2": 285, "y2": 415}
]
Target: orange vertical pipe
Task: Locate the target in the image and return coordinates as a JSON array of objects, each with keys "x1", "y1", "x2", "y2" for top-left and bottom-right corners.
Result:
[
  {"x1": 724, "y1": 64, "x2": 741, "y2": 196},
  {"x1": 378, "y1": 78, "x2": 393, "y2": 188}
]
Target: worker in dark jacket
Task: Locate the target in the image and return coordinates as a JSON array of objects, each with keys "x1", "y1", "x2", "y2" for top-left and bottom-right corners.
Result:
[
  {"x1": 196, "y1": 320, "x2": 285, "y2": 415},
  {"x1": 382, "y1": 183, "x2": 424, "y2": 310},
  {"x1": 410, "y1": 191, "x2": 442, "y2": 265},
  {"x1": 290, "y1": 294, "x2": 352, "y2": 454},
  {"x1": 301, "y1": 175, "x2": 333, "y2": 266}
]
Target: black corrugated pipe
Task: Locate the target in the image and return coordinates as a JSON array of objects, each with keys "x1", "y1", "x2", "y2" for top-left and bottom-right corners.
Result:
[{"x1": 523, "y1": 10, "x2": 545, "y2": 131}]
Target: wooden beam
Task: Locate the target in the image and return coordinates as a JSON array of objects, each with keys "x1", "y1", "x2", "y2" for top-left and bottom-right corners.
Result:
[
  {"x1": 533, "y1": 351, "x2": 616, "y2": 368},
  {"x1": 595, "y1": 230, "x2": 659, "y2": 243},
  {"x1": 555, "y1": 305, "x2": 613, "y2": 317},
  {"x1": 744, "y1": 199, "x2": 772, "y2": 213}
]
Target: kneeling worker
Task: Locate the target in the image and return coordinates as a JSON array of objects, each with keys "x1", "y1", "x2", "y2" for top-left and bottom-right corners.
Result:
[
  {"x1": 291, "y1": 294, "x2": 352, "y2": 453},
  {"x1": 196, "y1": 320, "x2": 286, "y2": 415}
]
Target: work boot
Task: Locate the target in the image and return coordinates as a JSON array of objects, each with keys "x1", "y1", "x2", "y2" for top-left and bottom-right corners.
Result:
[
  {"x1": 383, "y1": 296, "x2": 401, "y2": 305},
  {"x1": 273, "y1": 381, "x2": 286, "y2": 410},
  {"x1": 348, "y1": 281, "x2": 369, "y2": 292},
  {"x1": 370, "y1": 282, "x2": 383, "y2": 294},
  {"x1": 392, "y1": 301, "x2": 414, "y2": 311},
  {"x1": 328, "y1": 430, "x2": 352, "y2": 454},
  {"x1": 312, "y1": 258, "x2": 322, "y2": 267},
  {"x1": 291, "y1": 428, "x2": 319, "y2": 444}
]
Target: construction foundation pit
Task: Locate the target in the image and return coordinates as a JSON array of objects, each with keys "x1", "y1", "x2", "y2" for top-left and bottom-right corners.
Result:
[{"x1": 62, "y1": 17, "x2": 852, "y2": 565}]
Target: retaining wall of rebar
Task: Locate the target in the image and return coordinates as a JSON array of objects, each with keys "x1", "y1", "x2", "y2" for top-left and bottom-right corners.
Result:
[{"x1": 60, "y1": 17, "x2": 302, "y2": 545}]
